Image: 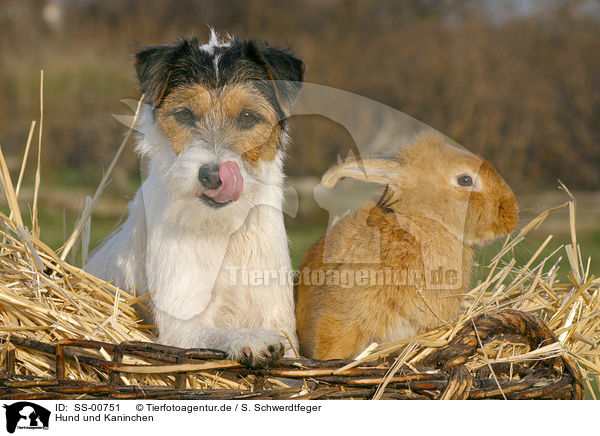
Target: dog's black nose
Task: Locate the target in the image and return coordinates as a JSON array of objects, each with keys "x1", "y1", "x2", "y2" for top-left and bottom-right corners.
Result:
[{"x1": 198, "y1": 164, "x2": 221, "y2": 190}]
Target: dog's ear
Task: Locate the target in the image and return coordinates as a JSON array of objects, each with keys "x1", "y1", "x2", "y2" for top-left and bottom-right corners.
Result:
[
  {"x1": 263, "y1": 46, "x2": 304, "y2": 111},
  {"x1": 243, "y1": 41, "x2": 304, "y2": 115},
  {"x1": 134, "y1": 44, "x2": 177, "y2": 107}
]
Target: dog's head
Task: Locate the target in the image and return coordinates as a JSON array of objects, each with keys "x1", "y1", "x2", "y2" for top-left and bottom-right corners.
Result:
[{"x1": 134, "y1": 31, "x2": 304, "y2": 226}]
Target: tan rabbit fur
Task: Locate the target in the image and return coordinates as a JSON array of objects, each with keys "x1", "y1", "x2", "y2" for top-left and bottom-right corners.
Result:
[{"x1": 295, "y1": 132, "x2": 518, "y2": 360}]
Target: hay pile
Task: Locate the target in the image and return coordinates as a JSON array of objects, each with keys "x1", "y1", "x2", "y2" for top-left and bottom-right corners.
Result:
[{"x1": 0, "y1": 92, "x2": 597, "y2": 397}]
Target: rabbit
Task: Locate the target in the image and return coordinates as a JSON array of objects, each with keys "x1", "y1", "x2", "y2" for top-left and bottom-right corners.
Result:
[{"x1": 295, "y1": 132, "x2": 519, "y2": 360}]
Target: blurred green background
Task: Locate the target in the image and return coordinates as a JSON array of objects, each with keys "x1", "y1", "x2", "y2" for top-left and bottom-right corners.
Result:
[{"x1": 0, "y1": 0, "x2": 598, "y2": 278}]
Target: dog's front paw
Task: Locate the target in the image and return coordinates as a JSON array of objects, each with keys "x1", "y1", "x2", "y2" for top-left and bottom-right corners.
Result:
[{"x1": 227, "y1": 329, "x2": 286, "y2": 369}]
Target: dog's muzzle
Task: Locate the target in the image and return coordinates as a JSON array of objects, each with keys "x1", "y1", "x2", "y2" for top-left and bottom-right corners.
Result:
[{"x1": 199, "y1": 161, "x2": 244, "y2": 207}]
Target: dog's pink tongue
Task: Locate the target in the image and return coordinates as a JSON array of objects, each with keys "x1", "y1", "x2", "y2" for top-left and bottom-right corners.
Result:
[{"x1": 203, "y1": 161, "x2": 244, "y2": 203}]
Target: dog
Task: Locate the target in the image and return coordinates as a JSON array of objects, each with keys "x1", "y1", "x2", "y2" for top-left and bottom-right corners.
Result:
[{"x1": 85, "y1": 30, "x2": 304, "y2": 367}]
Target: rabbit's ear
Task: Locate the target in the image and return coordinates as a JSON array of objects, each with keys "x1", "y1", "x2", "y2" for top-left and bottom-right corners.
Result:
[{"x1": 321, "y1": 157, "x2": 400, "y2": 188}]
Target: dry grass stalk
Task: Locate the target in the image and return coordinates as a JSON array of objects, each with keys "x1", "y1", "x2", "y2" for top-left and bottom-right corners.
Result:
[
  {"x1": 14, "y1": 121, "x2": 36, "y2": 202},
  {"x1": 59, "y1": 95, "x2": 144, "y2": 262},
  {"x1": 32, "y1": 70, "x2": 44, "y2": 239}
]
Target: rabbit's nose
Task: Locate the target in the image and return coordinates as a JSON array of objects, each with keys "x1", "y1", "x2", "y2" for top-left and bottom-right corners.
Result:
[{"x1": 498, "y1": 198, "x2": 519, "y2": 231}]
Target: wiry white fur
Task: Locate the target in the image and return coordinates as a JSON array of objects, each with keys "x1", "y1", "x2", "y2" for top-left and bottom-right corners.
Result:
[
  {"x1": 199, "y1": 29, "x2": 229, "y2": 81},
  {"x1": 199, "y1": 28, "x2": 231, "y2": 55},
  {"x1": 85, "y1": 105, "x2": 298, "y2": 363}
]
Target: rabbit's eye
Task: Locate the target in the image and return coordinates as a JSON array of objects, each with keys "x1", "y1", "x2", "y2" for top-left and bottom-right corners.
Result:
[{"x1": 457, "y1": 175, "x2": 473, "y2": 187}]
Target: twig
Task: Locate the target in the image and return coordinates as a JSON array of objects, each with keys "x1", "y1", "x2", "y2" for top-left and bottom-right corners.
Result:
[{"x1": 471, "y1": 318, "x2": 507, "y2": 400}]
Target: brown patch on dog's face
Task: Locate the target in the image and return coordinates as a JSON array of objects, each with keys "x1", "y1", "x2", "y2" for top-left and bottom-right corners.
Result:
[{"x1": 155, "y1": 83, "x2": 282, "y2": 165}]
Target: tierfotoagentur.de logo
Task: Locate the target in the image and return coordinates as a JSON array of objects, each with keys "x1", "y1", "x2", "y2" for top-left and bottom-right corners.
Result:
[{"x1": 2, "y1": 402, "x2": 50, "y2": 433}]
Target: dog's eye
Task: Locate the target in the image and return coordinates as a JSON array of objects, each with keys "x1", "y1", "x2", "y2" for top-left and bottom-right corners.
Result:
[
  {"x1": 237, "y1": 111, "x2": 260, "y2": 128},
  {"x1": 173, "y1": 108, "x2": 195, "y2": 124},
  {"x1": 457, "y1": 175, "x2": 473, "y2": 187}
]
